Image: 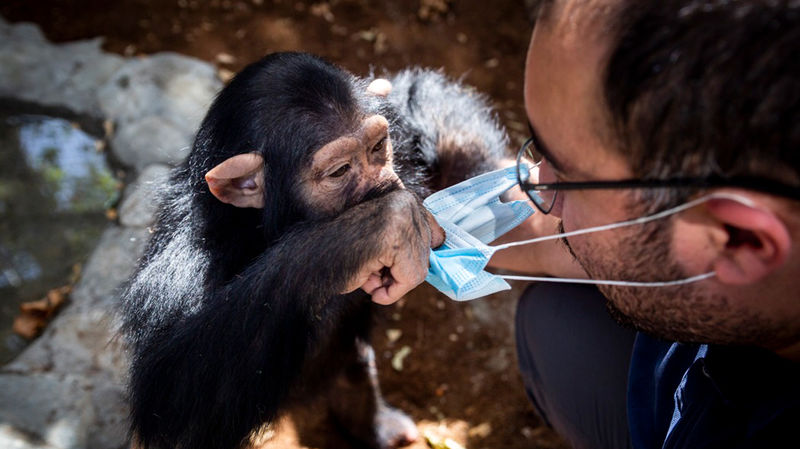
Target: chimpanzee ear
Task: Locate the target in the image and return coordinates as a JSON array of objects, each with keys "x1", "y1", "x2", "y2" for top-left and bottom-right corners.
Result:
[
  {"x1": 204, "y1": 153, "x2": 265, "y2": 208},
  {"x1": 367, "y1": 78, "x2": 392, "y2": 97}
]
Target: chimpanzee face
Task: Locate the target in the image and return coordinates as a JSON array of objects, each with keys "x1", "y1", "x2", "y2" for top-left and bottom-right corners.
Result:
[
  {"x1": 203, "y1": 114, "x2": 400, "y2": 216},
  {"x1": 299, "y1": 115, "x2": 400, "y2": 217}
]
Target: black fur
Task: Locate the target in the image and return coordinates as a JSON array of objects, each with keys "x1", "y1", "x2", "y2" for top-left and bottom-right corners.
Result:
[{"x1": 119, "y1": 52, "x2": 507, "y2": 449}]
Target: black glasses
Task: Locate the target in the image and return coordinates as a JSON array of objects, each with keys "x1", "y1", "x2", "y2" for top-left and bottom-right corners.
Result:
[{"x1": 516, "y1": 136, "x2": 800, "y2": 215}]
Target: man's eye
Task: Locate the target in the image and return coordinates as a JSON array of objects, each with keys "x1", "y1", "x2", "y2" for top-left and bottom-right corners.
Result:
[
  {"x1": 372, "y1": 137, "x2": 386, "y2": 153},
  {"x1": 329, "y1": 164, "x2": 350, "y2": 178}
]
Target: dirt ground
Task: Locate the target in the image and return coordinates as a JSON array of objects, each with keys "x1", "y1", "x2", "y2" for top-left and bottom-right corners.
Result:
[{"x1": 0, "y1": 1, "x2": 568, "y2": 448}]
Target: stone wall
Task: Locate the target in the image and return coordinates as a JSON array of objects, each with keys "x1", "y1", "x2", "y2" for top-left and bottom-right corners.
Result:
[{"x1": 0, "y1": 16, "x2": 222, "y2": 449}]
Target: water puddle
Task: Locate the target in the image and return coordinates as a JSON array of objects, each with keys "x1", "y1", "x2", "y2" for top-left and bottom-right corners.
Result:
[{"x1": 0, "y1": 101, "x2": 121, "y2": 364}]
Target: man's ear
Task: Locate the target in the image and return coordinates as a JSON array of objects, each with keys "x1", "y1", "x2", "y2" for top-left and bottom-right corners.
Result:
[
  {"x1": 705, "y1": 196, "x2": 792, "y2": 285},
  {"x1": 204, "y1": 153, "x2": 265, "y2": 208}
]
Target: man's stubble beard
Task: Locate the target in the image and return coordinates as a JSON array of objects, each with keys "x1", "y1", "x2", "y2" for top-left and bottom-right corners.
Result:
[{"x1": 560, "y1": 216, "x2": 775, "y2": 345}]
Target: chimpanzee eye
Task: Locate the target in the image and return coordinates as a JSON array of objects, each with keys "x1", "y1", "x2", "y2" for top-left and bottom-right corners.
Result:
[
  {"x1": 372, "y1": 137, "x2": 387, "y2": 153},
  {"x1": 329, "y1": 164, "x2": 350, "y2": 178}
]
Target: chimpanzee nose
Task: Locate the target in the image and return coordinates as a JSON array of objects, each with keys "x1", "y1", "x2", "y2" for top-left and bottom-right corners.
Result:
[{"x1": 375, "y1": 165, "x2": 401, "y2": 187}]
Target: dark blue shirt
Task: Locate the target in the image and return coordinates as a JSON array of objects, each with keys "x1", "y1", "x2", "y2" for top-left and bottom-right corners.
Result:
[{"x1": 627, "y1": 333, "x2": 800, "y2": 449}]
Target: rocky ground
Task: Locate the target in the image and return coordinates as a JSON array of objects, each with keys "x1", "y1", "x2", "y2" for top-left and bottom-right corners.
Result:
[{"x1": 0, "y1": 2, "x2": 568, "y2": 448}]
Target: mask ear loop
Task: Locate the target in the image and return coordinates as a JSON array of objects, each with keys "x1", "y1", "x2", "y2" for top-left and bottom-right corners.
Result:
[
  {"x1": 493, "y1": 193, "x2": 755, "y2": 250},
  {"x1": 491, "y1": 193, "x2": 756, "y2": 287},
  {"x1": 499, "y1": 272, "x2": 716, "y2": 287}
]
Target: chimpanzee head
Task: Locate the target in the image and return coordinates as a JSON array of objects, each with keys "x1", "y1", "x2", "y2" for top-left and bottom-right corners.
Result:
[{"x1": 192, "y1": 52, "x2": 401, "y2": 237}]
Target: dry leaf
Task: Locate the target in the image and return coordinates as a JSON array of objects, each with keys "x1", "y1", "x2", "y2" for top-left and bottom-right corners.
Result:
[
  {"x1": 310, "y1": 2, "x2": 335, "y2": 22},
  {"x1": 218, "y1": 68, "x2": 236, "y2": 83},
  {"x1": 467, "y1": 422, "x2": 492, "y2": 439},
  {"x1": 12, "y1": 286, "x2": 71, "y2": 339},
  {"x1": 424, "y1": 431, "x2": 467, "y2": 449},
  {"x1": 386, "y1": 328, "x2": 402, "y2": 343},
  {"x1": 391, "y1": 345, "x2": 412, "y2": 371},
  {"x1": 418, "y1": 0, "x2": 451, "y2": 21},
  {"x1": 215, "y1": 52, "x2": 237, "y2": 65}
]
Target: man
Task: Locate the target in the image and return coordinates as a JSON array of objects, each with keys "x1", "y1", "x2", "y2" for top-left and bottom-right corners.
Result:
[{"x1": 347, "y1": 0, "x2": 800, "y2": 447}]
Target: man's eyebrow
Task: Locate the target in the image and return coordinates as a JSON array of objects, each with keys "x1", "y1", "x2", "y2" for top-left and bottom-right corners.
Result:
[{"x1": 528, "y1": 120, "x2": 568, "y2": 174}]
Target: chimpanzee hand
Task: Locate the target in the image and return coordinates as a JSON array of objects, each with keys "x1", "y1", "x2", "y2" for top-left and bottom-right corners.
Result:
[{"x1": 342, "y1": 190, "x2": 444, "y2": 305}]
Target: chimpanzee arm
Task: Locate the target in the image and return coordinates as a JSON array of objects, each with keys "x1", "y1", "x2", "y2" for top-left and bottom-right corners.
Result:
[
  {"x1": 129, "y1": 189, "x2": 432, "y2": 449},
  {"x1": 263, "y1": 190, "x2": 432, "y2": 306}
]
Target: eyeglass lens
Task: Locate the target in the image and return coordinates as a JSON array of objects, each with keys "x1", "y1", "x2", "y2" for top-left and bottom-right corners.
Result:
[{"x1": 518, "y1": 140, "x2": 557, "y2": 213}]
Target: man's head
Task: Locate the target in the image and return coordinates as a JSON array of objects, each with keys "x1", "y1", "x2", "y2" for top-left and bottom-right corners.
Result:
[{"x1": 524, "y1": 0, "x2": 800, "y2": 356}]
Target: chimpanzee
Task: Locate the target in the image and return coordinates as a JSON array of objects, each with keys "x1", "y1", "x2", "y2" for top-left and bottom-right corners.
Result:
[{"x1": 119, "y1": 52, "x2": 508, "y2": 449}]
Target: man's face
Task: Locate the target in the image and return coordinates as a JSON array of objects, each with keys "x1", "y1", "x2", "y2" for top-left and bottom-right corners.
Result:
[{"x1": 523, "y1": 3, "x2": 782, "y2": 345}]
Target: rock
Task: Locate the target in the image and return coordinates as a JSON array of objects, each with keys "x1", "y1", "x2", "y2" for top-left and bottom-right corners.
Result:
[
  {"x1": 97, "y1": 53, "x2": 221, "y2": 134},
  {"x1": 0, "y1": 373, "x2": 109, "y2": 449},
  {"x1": 0, "y1": 19, "x2": 46, "y2": 44},
  {"x1": 467, "y1": 296, "x2": 503, "y2": 325},
  {"x1": 0, "y1": 20, "x2": 220, "y2": 174},
  {"x1": 111, "y1": 115, "x2": 191, "y2": 169},
  {"x1": 57, "y1": 41, "x2": 126, "y2": 112},
  {"x1": 0, "y1": 29, "x2": 124, "y2": 115},
  {"x1": 0, "y1": 226, "x2": 150, "y2": 449},
  {"x1": 99, "y1": 53, "x2": 221, "y2": 170},
  {"x1": 118, "y1": 164, "x2": 172, "y2": 227},
  {"x1": 0, "y1": 427, "x2": 52, "y2": 449},
  {"x1": 485, "y1": 347, "x2": 510, "y2": 372},
  {"x1": 5, "y1": 226, "x2": 149, "y2": 374},
  {"x1": 0, "y1": 372, "x2": 129, "y2": 449},
  {"x1": 0, "y1": 17, "x2": 221, "y2": 449}
]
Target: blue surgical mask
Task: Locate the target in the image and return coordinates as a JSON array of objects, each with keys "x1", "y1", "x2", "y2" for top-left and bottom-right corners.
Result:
[
  {"x1": 423, "y1": 166, "x2": 535, "y2": 301},
  {"x1": 424, "y1": 166, "x2": 753, "y2": 301}
]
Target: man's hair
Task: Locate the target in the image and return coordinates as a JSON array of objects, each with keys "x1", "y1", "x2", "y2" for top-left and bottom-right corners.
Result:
[{"x1": 603, "y1": 0, "x2": 799, "y2": 193}]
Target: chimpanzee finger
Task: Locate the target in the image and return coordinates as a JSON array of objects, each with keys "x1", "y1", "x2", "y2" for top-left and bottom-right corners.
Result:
[
  {"x1": 361, "y1": 273, "x2": 385, "y2": 295},
  {"x1": 342, "y1": 259, "x2": 386, "y2": 294},
  {"x1": 422, "y1": 207, "x2": 445, "y2": 248},
  {"x1": 373, "y1": 273, "x2": 419, "y2": 305},
  {"x1": 369, "y1": 246, "x2": 427, "y2": 305},
  {"x1": 371, "y1": 287, "x2": 396, "y2": 305}
]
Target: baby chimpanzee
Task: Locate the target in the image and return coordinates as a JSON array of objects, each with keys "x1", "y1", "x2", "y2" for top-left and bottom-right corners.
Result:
[{"x1": 120, "y1": 52, "x2": 508, "y2": 449}]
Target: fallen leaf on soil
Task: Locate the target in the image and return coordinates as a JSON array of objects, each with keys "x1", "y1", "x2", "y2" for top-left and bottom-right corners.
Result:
[
  {"x1": 12, "y1": 286, "x2": 71, "y2": 339},
  {"x1": 467, "y1": 422, "x2": 492, "y2": 439},
  {"x1": 218, "y1": 68, "x2": 236, "y2": 83},
  {"x1": 354, "y1": 29, "x2": 377, "y2": 42},
  {"x1": 418, "y1": 0, "x2": 451, "y2": 21},
  {"x1": 391, "y1": 345, "x2": 412, "y2": 371},
  {"x1": 373, "y1": 32, "x2": 388, "y2": 55},
  {"x1": 215, "y1": 52, "x2": 236, "y2": 65},
  {"x1": 424, "y1": 430, "x2": 467, "y2": 449},
  {"x1": 386, "y1": 328, "x2": 402, "y2": 343},
  {"x1": 310, "y1": 2, "x2": 335, "y2": 22}
]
